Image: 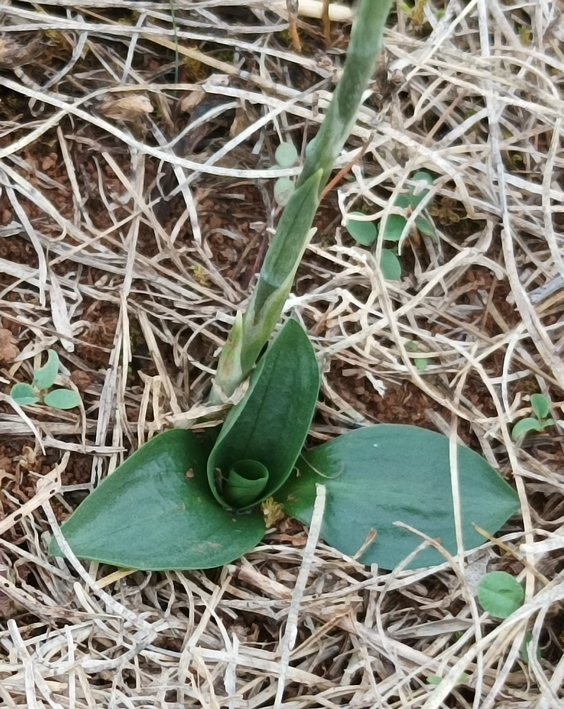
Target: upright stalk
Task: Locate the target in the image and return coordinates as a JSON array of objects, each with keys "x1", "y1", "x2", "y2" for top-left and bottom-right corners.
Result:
[{"x1": 211, "y1": 0, "x2": 393, "y2": 402}]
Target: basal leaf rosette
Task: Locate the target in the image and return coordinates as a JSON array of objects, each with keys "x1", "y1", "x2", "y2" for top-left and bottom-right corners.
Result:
[{"x1": 50, "y1": 320, "x2": 320, "y2": 570}]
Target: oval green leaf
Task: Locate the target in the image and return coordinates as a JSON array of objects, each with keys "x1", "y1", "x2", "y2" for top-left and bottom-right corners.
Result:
[
  {"x1": 530, "y1": 393, "x2": 551, "y2": 421},
  {"x1": 275, "y1": 142, "x2": 299, "y2": 168},
  {"x1": 33, "y1": 349, "x2": 60, "y2": 390},
  {"x1": 346, "y1": 213, "x2": 377, "y2": 246},
  {"x1": 478, "y1": 571, "x2": 524, "y2": 619},
  {"x1": 44, "y1": 388, "x2": 82, "y2": 410},
  {"x1": 11, "y1": 382, "x2": 40, "y2": 406},
  {"x1": 407, "y1": 171, "x2": 435, "y2": 207},
  {"x1": 208, "y1": 318, "x2": 320, "y2": 511},
  {"x1": 380, "y1": 249, "x2": 402, "y2": 280},
  {"x1": 381, "y1": 214, "x2": 408, "y2": 242},
  {"x1": 415, "y1": 216, "x2": 437, "y2": 240},
  {"x1": 279, "y1": 425, "x2": 520, "y2": 569},
  {"x1": 50, "y1": 429, "x2": 265, "y2": 570},
  {"x1": 511, "y1": 417, "x2": 543, "y2": 441}
]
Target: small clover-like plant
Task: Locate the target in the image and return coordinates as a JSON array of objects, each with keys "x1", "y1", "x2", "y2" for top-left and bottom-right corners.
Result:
[
  {"x1": 478, "y1": 570, "x2": 525, "y2": 619},
  {"x1": 512, "y1": 393, "x2": 555, "y2": 442},
  {"x1": 478, "y1": 571, "x2": 541, "y2": 665},
  {"x1": 345, "y1": 214, "x2": 402, "y2": 281},
  {"x1": 273, "y1": 141, "x2": 299, "y2": 206},
  {"x1": 11, "y1": 349, "x2": 81, "y2": 410},
  {"x1": 346, "y1": 171, "x2": 437, "y2": 281}
]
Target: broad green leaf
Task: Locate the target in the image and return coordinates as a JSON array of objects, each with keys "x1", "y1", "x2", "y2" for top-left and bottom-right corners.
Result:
[
  {"x1": 274, "y1": 177, "x2": 295, "y2": 206},
  {"x1": 478, "y1": 571, "x2": 524, "y2": 619},
  {"x1": 530, "y1": 393, "x2": 551, "y2": 421},
  {"x1": 279, "y1": 425, "x2": 520, "y2": 569},
  {"x1": 11, "y1": 382, "x2": 40, "y2": 405},
  {"x1": 208, "y1": 318, "x2": 320, "y2": 511},
  {"x1": 415, "y1": 215, "x2": 438, "y2": 240},
  {"x1": 33, "y1": 349, "x2": 60, "y2": 390},
  {"x1": 511, "y1": 417, "x2": 543, "y2": 441},
  {"x1": 44, "y1": 388, "x2": 81, "y2": 410},
  {"x1": 346, "y1": 213, "x2": 377, "y2": 246},
  {"x1": 380, "y1": 249, "x2": 402, "y2": 281},
  {"x1": 275, "y1": 142, "x2": 299, "y2": 168},
  {"x1": 50, "y1": 430, "x2": 265, "y2": 570},
  {"x1": 380, "y1": 214, "x2": 408, "y2": 242}
]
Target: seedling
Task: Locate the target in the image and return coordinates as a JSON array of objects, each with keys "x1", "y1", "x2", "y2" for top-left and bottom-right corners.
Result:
[
  {"x1": 49, "y1": 0, "x2": 519, "y2": 573},
  {"x1": 346, "y1": 171, "x2": 437, "y2": 280},
  {"x1": 405, "y1": 340, "x2": 429, "y2": 372},
  {"x1": 511, "y1": 393, "x2": 555, "y2": 441},
  {"x1": 273, "y1": 141, "x2": 299, "y2": 206},
  {"x1": 478, "y1": 570, "x2": 541, "y2": 664},
  {"x1": 11, "y1": 349, "x2": 81, "y2": 410},
  {"x1": 478, "y1": 570, "x2": 525, "y2": 619}
]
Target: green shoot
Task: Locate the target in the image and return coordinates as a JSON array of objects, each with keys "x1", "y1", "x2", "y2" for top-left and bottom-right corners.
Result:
[{"x1": 11, "y1": 349, "x2": 82, "y2": 410}]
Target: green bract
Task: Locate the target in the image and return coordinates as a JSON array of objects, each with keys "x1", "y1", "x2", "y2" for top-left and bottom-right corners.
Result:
[{"x1": 49, "y1": 0, "x2": 520, "y2": 574}]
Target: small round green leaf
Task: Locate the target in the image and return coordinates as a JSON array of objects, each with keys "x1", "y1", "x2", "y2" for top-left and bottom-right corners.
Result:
[
  {"x1": 44, "y1": 388, "x2": 82, "y2": 410},
  {"x1": 511, "y1": 417, "x2": 543, "y2": 441},
  {"x1": 380, "y1": 249, "x2": 402, "y2": 281},
  {"x1": 223, "y1": 460, "x2": 269, "y2": 508},
  {"x1": 530, "y1": 393, "x2": 551, "y2": 421},
  {"x1": 275, "y1": 142, "x2": 299, "y2": 168},
  {"x1": 33, "y1": 349, "x2": 60, "y2": 390},
  {"x1": 407, "y1": 171, "x2": 435, "y2": 207},
  {"x1": 274, "y1": 177, "x2": 295, "y2": 206},
  {"x1": 346, "y1": 213, "x2": 377, "y2": 246},
  {"x1": 11, "y1": 382, "x2": 40, "y2": 406},
  {"x1": 380, "y1": 214, "x2": 409, "y2": 242},
  {"x1": 478, "y1": 571, "x2": 524, "y2": 619}
]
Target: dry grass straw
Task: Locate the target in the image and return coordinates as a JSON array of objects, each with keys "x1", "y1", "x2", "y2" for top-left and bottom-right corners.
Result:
[{"x1": 0, "y1": 0, "x2": 563, "y2": 706}]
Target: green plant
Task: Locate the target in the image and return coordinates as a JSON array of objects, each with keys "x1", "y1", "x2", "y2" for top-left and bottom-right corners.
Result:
[
  {"x1": 511, "y1": 393, "x2": 555, "y2": 441},
  {"x1": 478, "y1": 570, "x2": 525, "y2": 619},
  {"x1": 346, "y1": 171, "x2": 437, "y2": 280},
  {"x1": 478, "y1": 571, "x2": 541, "y2": 665},
  {"x1": 49, "y1": 0, "x2": 519, "y2": 572},
  {"x1": 11, "y1": 349, "x2": 81, "y2": 410}
]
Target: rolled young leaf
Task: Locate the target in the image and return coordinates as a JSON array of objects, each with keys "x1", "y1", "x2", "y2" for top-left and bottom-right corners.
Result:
[
  {"x1": 279, "y1": 425, "x2": 520, "y2": 569},
  {"x1": 223, "y1": 459, "x2": 269, "y2": 508},
  {"x1": 208, "y1": 318, "x2": 320, "y2": 511},
  {"x1": 50, "y1": 429, "x2": 265, "y2": 570}
]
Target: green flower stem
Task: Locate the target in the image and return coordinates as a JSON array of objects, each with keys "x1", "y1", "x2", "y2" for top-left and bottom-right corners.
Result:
[{"x1": 211, "y1": 0, "x2": 393, "y2": 402}]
